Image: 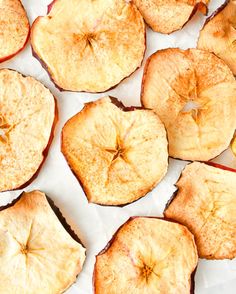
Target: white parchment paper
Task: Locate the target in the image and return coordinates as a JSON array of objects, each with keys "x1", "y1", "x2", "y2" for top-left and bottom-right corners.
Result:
[{"x1": 0, "y1": 0, "x2": 236, "y2": 293}]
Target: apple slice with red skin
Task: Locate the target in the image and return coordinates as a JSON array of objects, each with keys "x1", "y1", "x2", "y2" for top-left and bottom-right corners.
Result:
[
  {"x1": 132, "y1": 0, "x2": 209, "y2": 34},
  {"x1": 31, "y1": 0, "x2": 146, "y2": 93},
  {"x1": 165, "y1": 162, "x2": 236, "y2": 259},
  {"x1": 0, "y1": 69, "x2": 57, "y2": 192},
  {"x1": 141, "y1": 48, "x2": 236, "y2": 161},
  {"x1": 0, "y1": 190, "x2": 86, "y2": 294},
  {"x1": 0, "y1": 0, "x2": 30, "y2": 63},
  {"x1": 61, "y1": 96, "x2": 168, "y2": 206},
  {"x1": 198, "y1": 0, "x2": 236, "y2": 75},
  {"x1": 94, "y1": 217, "x2": 198, "y2": 294}
]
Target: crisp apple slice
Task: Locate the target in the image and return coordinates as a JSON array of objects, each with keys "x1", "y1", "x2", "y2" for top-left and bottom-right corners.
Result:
[
  {"x1": 0, "y1": 69, "x2": 57, "y2": 192},
  {"x1": 94, "y1": 217, "x2": 198, "y2": 294},
  {"x1": 198, "y1": 0, "x2": 236, "y2": 75},
  {"x1": 132, "y1": 0, "x2": 209, "y2": 34},
  {"x1": 141, "y1": 48, "x2": 236, "y2": 161},
  {"x1": 0, "y1": 190, "x2": 86, "y2": 293},
  {"x1": 0, "y1": 0, "x2": 30, "y2": 63},
  {"x1": 61, "y1": 97, "x2": 168, "y2": 206},
  {"x1": 31, "y1": 0, "x2": 145, "y2": 93},
  {"x1": 165, "y1": 162, "x2": 236, "y2": 259}
]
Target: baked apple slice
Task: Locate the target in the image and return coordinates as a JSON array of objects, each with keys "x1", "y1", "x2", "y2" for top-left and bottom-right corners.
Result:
[
  {"x1": 141, "y1": 48, "x2": 236, "y2": 161},
  {"x1": 0, "y1": 69, "x2": 57, "y2": 192},
  {"x1": 0, "y1": 190, "x2": 86, "y2": 293},
  {"x1": 0, "y1": 0, "x2": 30, "y2": 62},
  {"x1": 94, "y1": 217, "x2": 198, "y2": 294},
  {"x1": 198, "y1": 0, "x2": 236, "y2": 75},
  {"x1": 132, "y1": 0, "x2": 209, "y2": 34},
  {"x1": 31, "y1": 0, "x2": 145, "y2": 92},
  {"x1": 165, "y1": 162, "x2": 236, "y2": 259},
  {"x1": 61, "y1": 97, "x2": 168, "y2": 206}
]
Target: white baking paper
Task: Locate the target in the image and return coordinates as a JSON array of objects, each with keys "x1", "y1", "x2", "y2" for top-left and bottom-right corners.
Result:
[{"x1": 0, "y1": 0, "x2": 235, "y2": 293}]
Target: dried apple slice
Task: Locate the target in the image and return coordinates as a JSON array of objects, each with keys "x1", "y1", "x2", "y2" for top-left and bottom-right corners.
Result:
[
  {"x1": 0, "y1": 190, "x2": 86, "y2": 293},
  {"x1": 94, "y1": 217, "x2": 198, "y2": 293},
  {"x1": 61, "y1": 97, "x2": 168, "y2": 206},
  {"x1": 141, "y1": 48, "x2": 236, "y2": 161},
  {"x1": 164, "y1": 162, "x2": 236, "y2": 259},
  {"x1": 0, "y1": 69, "x2": 57, "y2": 192},
  {"x1": 198, "y1": 0, "x2": 236, "y2": 75},
  {"x1": 132, "y1": 0, "x2": 209, "y2": 34},
  {"x1": 31, "y1": 0, "x2": 145, "y2": 93},
  {"x1": 0, "y1": 0, "x2": 30, "y2": 62}
]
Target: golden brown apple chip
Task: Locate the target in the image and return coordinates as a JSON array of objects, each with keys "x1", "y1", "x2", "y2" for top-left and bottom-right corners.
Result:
[
  {"x1": 198, "y1": 0, "x2": 236, "y2": 75},
  {"x1": 165, "y1": 162, "x2": 236, "y2": 259},
  {"x1": 31, "y1": 0, "x2": 145, "y2": 92},
  {"x1": 0, "y1": 69, "x2": 57, "y2": 192},
  {"x1": 61, "y1": 97, "x2": 168, "y2": 206},
  {"x1": 141, "y1": 48, "x2": 236, "y2": 161},
  {"x1": 94, "y1": 217, "x2": 198, "y2": 294},
  {"x1": 132, "y1": 0, "x2": 209, "y2": 34},
  {"x1": 0, "y1": 190, "x2": 86, "y2": 293},
  {"x1": 0, "y1": 0, "x2": 30, "y2": 62}
]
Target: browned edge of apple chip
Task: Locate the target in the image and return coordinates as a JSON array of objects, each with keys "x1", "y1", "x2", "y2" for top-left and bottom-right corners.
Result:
[
  {"x1": 204, "y1": 0, "x2": 230, "y2": 26},
  {"x1": 0, "y1": 191, "x2": 85, "y2": 249},
  {"x1": 0, "y1": 1, "x2": 30, "y2": 63},
  {"x1": 93, "y1": 216, "x2": 197, "y2": 294},
  {"x1": 61, "y1": 96, "x2": 169, "y2": 207},
  {"x1": 0, "y1": 69, "x2": 58, "y2": 193},
  {"x1": 31, "y1": 0, "x2": 147, "y2": 93}
]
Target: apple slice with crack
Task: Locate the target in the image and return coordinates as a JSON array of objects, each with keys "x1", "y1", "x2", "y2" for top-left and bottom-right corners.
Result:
[
  {"x1": 141, "y1": 48, "x2": 236, "y2": 161},
  {"x1": 132, "y1": 0, "x2": 209, "y2": 34},
  {"x1": 94, "y1": 217, "x2": 198, "y2": 294},
  {"x1": 198, "y1": 0, "x2": 236, "y2": 75},
  {"x1": 0, "y1": 69, "x2": 57, "y2": 192},
  {"x1": 31, "y1": 0, "x2": 145, "y2": 92},
  {"x1": 0, "y1": 0, "x2": 30, "y2": 62},
  {"x1": 61, "y1": 97, "x2": 168, "y2": 206},
  {"x1": 0, "y1": 190, "x2": 86, "y2": 293},
  {"x1": 164, "y1": 162, "x2": 236, "y2": 259}
]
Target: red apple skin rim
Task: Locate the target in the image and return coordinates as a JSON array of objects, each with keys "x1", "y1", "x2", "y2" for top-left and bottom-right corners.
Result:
[{"x1": 0, "y1": 0, "x2": 30, "y2": 63}]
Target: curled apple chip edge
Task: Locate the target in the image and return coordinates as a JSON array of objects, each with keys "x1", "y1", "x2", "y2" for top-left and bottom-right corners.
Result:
[
  {"x1": 197, "y1": 0, "x2": 236, "y2": 75},
  {"x1": 94, "y1": 216, "x2": 198, "y2": 294},
  {"x1": 0, "y1": 0, "x2": 30, "y2": 63},
  {"x1": 31, "y1": 0, "x2": 146, "y2": 93},
  {"x1": 141, "y1": 48, "x2": 236, "y2": 161},
  {"x1": 0, "y1": 69, "x2": 58, "y2": 192},
  {"x1": 0, "y1": 190, "x2": 86, "y2": 294},
  {"x1": 61, "y1": 96, "x2": 168, "y2": 206},
  {"x1": 132, "y1": 0, "x2": 209, "y2": 34},
  {"x1": 164, "y1": 161, "x2": 236, "y2": 260}
]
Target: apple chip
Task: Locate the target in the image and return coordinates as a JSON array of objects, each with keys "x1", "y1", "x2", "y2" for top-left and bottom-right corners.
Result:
[
  {"x1": 141, "y1": 48, "x2": 236, "y2": 161},
  {"x1": 0, "y1": 0, "x2": 30, "y2": 62},
  {"x1": 61, "y1": 97, "x2": 168, "y2": 206},
  {"x1": 0, "y1": 69, "x2": 56, "y2": 192},
  {"x1": 165, "y1": 162, "x2": 236, "y2": 259},
  {"x1": 94, "y1": 217, "x2": 198, "y2": 294},
  {"x1": 0, "y1": 190, "x2": 86, "y2": 293},
  {"x1": 132, "y1": 0, "x2": 209, "y2": 34},
  {"x1": 31, "y1": 0, "x2": 145, "y2": 92},
  {"x1": 198, "y1": 0, "x2": 236, "y2": 75}
]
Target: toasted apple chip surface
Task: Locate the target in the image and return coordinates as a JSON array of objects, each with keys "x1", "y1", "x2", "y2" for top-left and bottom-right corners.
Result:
[
  {"x1": 31, "y1": 0, "x2": 145, "y2": 92},
  {"x1": 0, "y1": 190, "x2": 86, "y2": 294},
  {"x1": 62, "y1": 97, "x2": 168, "y2": 206},
  {"x1": 198, "y1": 0, "x2": 236, "y2": 75},
  {"x1": 133, "y1": 0, "x2": 209, "y2": 34},
  {"x1": 0, "y1": 69, "x2": 56, "y2": 192},
  {"x1": 141, "y1": 48, "x2": 236, "y2": 161},
  {"x1": 94, "y1": 217, "x2": 198, "y2": 294},
  {"x1": 0, "y1": 0, "x2": 29, "y2": 62},
  {"x1": 165, "y1": 162, "x2": 236, "y2": 259}
]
